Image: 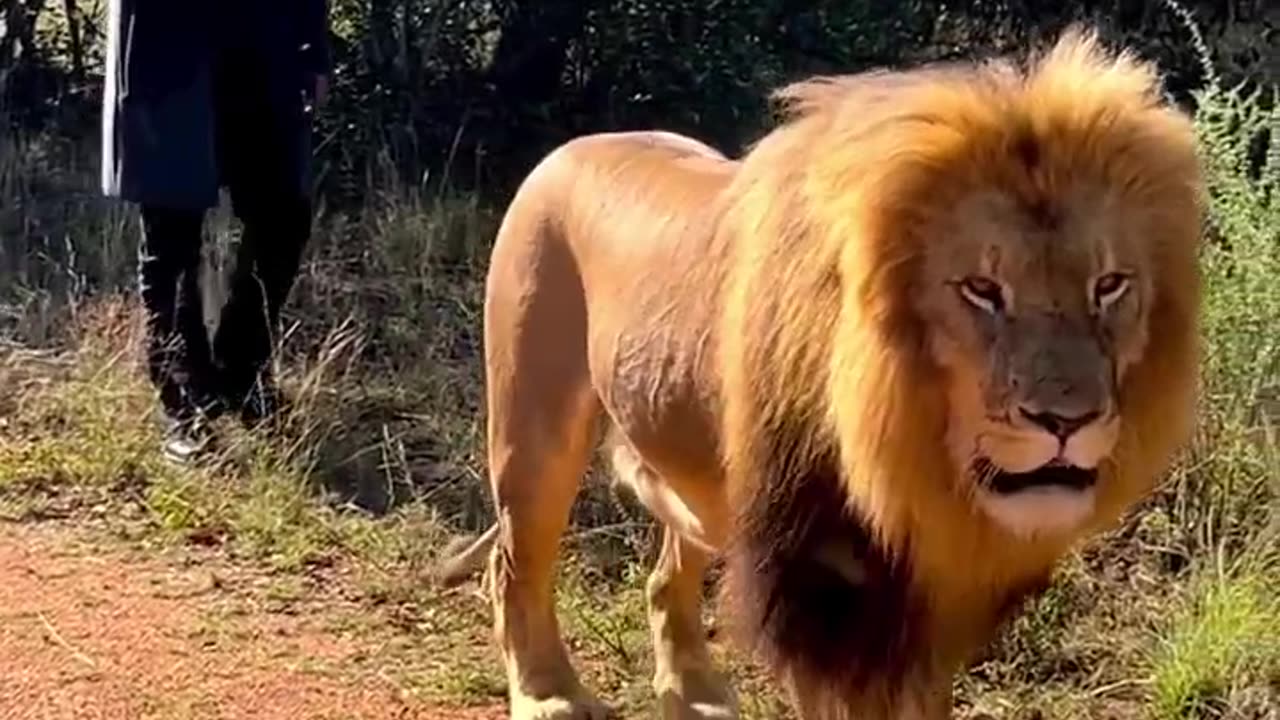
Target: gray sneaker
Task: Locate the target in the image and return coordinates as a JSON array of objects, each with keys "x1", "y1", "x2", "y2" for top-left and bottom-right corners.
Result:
[{"x1": 161, "y1": 415, "x2": 214, "y2": 466}]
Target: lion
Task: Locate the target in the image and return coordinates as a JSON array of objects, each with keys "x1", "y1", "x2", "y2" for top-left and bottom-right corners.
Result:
[{"x1": 435, "y1": 27, "x2": 1205, "y2": 720}]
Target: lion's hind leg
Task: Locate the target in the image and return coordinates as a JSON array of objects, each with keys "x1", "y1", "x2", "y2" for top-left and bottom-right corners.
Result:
[
  {"x1": 648, "y1": 527, "x2": 737, "y2": 719},
  {"x1": 609, "y1": 442, "x2": 736, "y2": 719}
]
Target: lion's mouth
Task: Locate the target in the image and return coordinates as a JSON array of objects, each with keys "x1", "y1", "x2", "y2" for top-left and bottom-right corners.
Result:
[{"x1": 973, "y1": 458, "x2": 1098, "y2": 495}]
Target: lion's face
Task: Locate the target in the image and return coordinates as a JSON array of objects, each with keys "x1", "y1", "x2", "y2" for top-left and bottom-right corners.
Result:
[{"x1": 917, "y1": 187, "x2": 1153, "y2": 538}]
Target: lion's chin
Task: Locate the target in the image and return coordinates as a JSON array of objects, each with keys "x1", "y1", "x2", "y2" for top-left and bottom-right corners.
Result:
[{"x1": 973, "y1": 459, "x2": 1098, "y2": 538}]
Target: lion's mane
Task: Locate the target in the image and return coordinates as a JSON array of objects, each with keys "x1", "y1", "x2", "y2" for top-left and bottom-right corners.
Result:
[{"x1": 714, "y1": 28, "x2": 1204, "y2": 712}]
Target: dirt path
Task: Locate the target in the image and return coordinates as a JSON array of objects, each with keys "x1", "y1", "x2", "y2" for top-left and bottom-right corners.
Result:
[{"x1": 0, "y1": 522, "x2": 504, "y2": 720}]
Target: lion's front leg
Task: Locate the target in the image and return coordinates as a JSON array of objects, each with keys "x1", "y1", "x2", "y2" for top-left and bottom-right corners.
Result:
[{"x1": 648, "y1": 526, "x2": 736, "y2": 720}]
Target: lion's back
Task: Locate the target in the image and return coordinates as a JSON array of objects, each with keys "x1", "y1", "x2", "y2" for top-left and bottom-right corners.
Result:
[{"x1": 488, "y1": 130, "x2": 740, "y2": 482}]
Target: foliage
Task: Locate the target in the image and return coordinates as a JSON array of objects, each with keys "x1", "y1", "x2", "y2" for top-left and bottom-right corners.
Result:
[
  {"x1": 1141, "y1": 7, "x2": 1280, "y2": 717},
  {"x1": 1159, "y1": 3, "x2": 1280, "y2": 568},
  {"x1": 3, "y1": 1, "x2": 1276, "y2": 201}
]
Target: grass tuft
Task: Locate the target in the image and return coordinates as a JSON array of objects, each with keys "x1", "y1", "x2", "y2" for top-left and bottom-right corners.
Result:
[{"x1": 1150, "y1": 569, "x2": 1280, "y2": 719}]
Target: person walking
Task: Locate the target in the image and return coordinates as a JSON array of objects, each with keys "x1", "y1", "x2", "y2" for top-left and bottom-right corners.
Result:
[{"x1": 101, "y1": 0, "x2": 331, "y2": 462}]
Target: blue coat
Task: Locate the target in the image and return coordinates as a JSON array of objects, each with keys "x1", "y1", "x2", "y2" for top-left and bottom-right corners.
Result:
[{"x1": 100, "y1": 0, "x2": 331, "y2": 209}]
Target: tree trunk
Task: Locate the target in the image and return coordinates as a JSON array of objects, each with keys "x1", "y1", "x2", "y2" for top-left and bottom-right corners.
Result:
[{"x1": 62, "y1": 0, "x2": 83, "y2": 83}]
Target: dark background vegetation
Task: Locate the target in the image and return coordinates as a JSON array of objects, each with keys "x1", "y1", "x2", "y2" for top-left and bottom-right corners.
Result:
[{"x1": 2, "y1": 0, "x2": 1276, "y2": 203}]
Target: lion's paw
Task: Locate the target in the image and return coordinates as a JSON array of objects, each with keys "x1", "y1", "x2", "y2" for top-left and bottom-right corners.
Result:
[
  {"x1": 655, "y1": 668, "x2": 738, "y2": 720},
  {"x1": 511, "y1": 690, "x2": 611, "y2": 720},
  {"x1": 658, "y1": 697, "x2": 737, "y2": 720}
]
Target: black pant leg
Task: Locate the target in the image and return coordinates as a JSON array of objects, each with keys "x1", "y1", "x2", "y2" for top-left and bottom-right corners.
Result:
[
  {"x1": 138, "y1": 205, "x2": 217, "y2": 421},
  {"x1": 211, "y1": 197, "x2": 312, "y2": 404},
  {"x1": 207, "y1": 49, "x2": 314, "y2": 409}
]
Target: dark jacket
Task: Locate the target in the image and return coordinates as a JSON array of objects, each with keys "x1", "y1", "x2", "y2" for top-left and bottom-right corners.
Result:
[{"x1": 100, "y1": 0, "x2": 331, "y2": 209}]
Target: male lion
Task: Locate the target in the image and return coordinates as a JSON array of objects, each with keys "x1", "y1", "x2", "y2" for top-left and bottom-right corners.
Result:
[{"x1": 437, "y1": 27, "x2": 1204, "y2": 720}]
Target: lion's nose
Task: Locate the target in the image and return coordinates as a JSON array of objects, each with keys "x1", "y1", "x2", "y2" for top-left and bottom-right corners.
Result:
[{"x1": 1018, "y1": 407, "x2": 1100, "y2": 439}]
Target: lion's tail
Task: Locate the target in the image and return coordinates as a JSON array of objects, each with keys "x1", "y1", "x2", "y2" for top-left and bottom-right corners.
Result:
[{"x1": 432, "y1": 523, "x2": 500, "y2": 588}]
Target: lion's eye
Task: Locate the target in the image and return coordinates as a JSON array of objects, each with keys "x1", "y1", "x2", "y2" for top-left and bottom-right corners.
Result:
[
  {"x1": 958, "y1": 276, "x2": 1006, "y2": 314},
  {"x1": 1093, "y1": 272, "x2": 1130, "y2": 309}
]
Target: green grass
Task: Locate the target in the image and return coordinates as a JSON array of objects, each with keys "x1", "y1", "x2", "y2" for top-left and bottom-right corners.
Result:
[
  {"x1": 1151, "y1": 570, "x2": 1280, "y2": 719},
  {"x1": 1, "y1": 6, "x2": 1279, "y2": 718}
]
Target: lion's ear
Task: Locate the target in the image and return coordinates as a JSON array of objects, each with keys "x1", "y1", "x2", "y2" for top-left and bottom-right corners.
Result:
[{"x1": 718, "y1": 424, "x2": 925, "y2": 707}]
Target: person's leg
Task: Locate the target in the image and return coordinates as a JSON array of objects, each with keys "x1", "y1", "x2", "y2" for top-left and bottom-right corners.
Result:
[
  {"x1": 208, "y1": 48, "x2": 314, "y2": 424},
  {"x1": 212, "y1": 194, "x2": 311, "y2": 423},
  {"x1": 137, "y1": 204, "x2": 220, "y2": 459}
]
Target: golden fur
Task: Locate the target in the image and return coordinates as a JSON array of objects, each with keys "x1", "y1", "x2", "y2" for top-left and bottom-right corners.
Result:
[{"x1": 437, "y1": 27, "x2": 1205, "y2": 720}]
